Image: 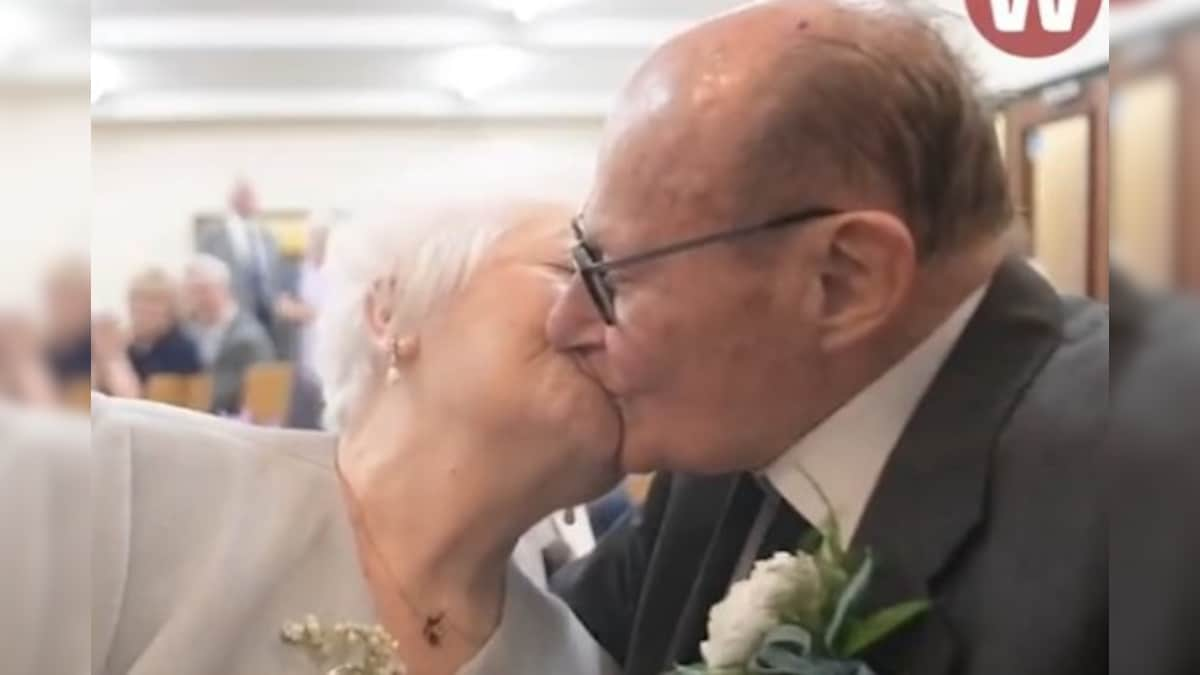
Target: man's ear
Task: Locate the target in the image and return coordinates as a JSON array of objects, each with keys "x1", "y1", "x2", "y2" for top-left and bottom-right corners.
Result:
[{"x1": 815, "y1": 211, "x2": 915, "y2": 352}]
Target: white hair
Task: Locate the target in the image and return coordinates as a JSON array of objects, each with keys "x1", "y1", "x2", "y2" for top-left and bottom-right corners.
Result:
[
  {"x1": 314, "y1": 199, "x2": 530, "y2": 431},
  {"x1": 185, "y1": 254, "x2": 232, "y2": 287}
]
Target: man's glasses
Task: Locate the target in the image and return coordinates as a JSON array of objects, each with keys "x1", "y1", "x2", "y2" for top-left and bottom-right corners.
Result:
[{"x1": 570, "y1": 207, "x2": 841, "y2": 325}]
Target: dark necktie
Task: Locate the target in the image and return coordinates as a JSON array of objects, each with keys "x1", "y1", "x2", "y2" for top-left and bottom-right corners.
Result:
[{"x1": 732, "y1": 478, "x2": 817, "y2": 583}]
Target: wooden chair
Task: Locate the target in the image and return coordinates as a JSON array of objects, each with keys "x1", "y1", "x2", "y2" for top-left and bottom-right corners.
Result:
[
  {"x1": 144, "y1": 373, "x2": 214, "y2": 412},
  {"x1": 241, "y1": 362, "x2": 295, "y2": 426}
]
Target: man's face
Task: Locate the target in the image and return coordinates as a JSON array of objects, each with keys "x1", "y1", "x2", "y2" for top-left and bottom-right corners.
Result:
[
  {"x1": 231, "y1": 183, "x2": 257, "y2": 219},
  {"x1": 184, "y1": 276, "x2": 228, "y2": 325},
  {"x1": 547, "y1": 93, "x2": 829, "y2": 475}
]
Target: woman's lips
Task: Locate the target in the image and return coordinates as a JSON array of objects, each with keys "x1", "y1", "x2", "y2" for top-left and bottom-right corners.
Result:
[{"x1": 567, "y1": 353, "x2": 626, "y2": 461}]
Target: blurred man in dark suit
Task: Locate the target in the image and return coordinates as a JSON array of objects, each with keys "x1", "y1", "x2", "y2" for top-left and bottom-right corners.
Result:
[{"x1": 196, "y1": 180, "x2": 282, "y2": 338}]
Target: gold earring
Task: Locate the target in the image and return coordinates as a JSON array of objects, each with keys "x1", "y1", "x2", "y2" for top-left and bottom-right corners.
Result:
[{"x1": 385, "y1": 336, "x2": 417, "y2": 384}]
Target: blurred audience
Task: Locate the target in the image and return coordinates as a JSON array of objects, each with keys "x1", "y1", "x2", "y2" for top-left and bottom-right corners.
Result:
[
  {"x1": 184, "y1": 254, "x2": 275, "y2": 415},
  {"x1": 275, "y1": 220, "x2": 330, "y2": 374},
  {"x1": 91, "y1": 313, "x2": 141, "y2": 398},
  {"x1": 0, "y1": 311, "x2": 58, "y2": 406},
  {"x1": 127, "y1": 268, "x2": 203, "y2": 381},
  {"x1": 91, "y1": 269, "x2": 204, "y2": 398},
  {"x1": 197, "y1": 179, "x2": 284, "y2": 339},
  {"x1": 43, "y1": 256, "x2": 91, "y2": 385}
]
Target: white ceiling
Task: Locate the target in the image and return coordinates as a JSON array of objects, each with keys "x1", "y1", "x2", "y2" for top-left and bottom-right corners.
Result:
[
  {"x1": 0, "y1": 0, "x2": 88, "y2": 86},
  {"x1": 13, "y1": 0, "x2": 1192, "y2": 122}
]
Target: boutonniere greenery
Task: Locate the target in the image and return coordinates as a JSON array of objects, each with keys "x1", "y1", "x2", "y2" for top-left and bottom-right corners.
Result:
[
  {"x1": 281, "y1": 615, "x2": 407, "y2": 675},
  {"x1": 671, "y1": 474, "x2": 929, "y2": 675}
]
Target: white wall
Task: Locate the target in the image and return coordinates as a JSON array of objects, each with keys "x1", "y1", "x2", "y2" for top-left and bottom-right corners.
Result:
[
  {"x1": 90, "y1": 119, "x2": 603, "y2": 315},
  {"x1": 0, "y1": 86, "x2": 90, "y2": 313}
]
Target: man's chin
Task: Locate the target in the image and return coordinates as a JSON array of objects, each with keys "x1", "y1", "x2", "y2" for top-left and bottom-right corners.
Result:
[{"x1": 617, "y1": 441, "x2": 665, "y2": 475}]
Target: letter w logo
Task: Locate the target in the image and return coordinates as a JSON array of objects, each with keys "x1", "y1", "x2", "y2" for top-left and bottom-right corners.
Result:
[{"x1": 990, "y1": 0, "x2": 1078, "y2": 32}]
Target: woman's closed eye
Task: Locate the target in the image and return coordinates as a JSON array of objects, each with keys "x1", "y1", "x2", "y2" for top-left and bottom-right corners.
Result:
[{"x1": 542, "y1": 261, "x2": 576, "y2": 276}]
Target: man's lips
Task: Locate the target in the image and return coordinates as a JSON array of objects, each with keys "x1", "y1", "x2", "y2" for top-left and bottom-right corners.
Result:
[{"x1": 567, "y1": 353, "x2": 628, "y2": 462}]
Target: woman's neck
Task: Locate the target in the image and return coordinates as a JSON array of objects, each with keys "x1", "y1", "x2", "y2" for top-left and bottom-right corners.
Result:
[{"x1": 336, "y1": 403, "x2": 555, "y2": 621}]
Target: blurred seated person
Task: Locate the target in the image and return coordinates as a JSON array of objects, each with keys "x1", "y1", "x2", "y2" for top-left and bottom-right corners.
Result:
[
  {"x1": 91, "y1": 314, "x2": 140, "y2": 398},
  {"x1": 0, "y1": 311, "x2": 58, "y2": 406},
  {"x1": 586, "y1": 482, "x2": 635, "y2": 540},
  {"x1": 43, "y1": 256, "x2": 92, "y2": 384},
  {"x1": 184, "y1": 254, "x2": 276, "y2": 415},
  {"x1": 127, "y1": 268, "x2": 202, "y2": 382}
]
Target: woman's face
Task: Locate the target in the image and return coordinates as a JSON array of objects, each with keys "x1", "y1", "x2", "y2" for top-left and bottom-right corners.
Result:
[
  {"x1": 415, "y1": 208, "x2": 623, "y2": 484},
  {"x1": 129, "y1": 288, "x2": 174, "y2": 341}
]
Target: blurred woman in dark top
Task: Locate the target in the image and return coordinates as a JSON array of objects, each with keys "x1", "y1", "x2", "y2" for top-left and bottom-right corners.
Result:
[
  {"x1": 93, "y1": 268, "x2": 201, "y2": 397},
  {"x1": 126, "y1": 268, "x2": 201, "y2": 381}
]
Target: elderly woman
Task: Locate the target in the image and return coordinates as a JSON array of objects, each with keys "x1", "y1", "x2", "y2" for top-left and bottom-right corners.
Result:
[
  {"x1": 88, "y1": 199, "x2": 621, "y2": 675},
  {"x1": 92, "y1": 269, "x2": 202, "y2": 398},
  {"x1": 126, "y1": 268, "x2": 203, "y2": 382}
]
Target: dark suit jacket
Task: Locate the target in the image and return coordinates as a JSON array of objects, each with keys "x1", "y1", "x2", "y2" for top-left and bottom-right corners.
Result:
[
  {"x1": 197, "y1": 217, "x2": 284, "y2": 332},
  {"x1": 554, "y1": 259, "x2": 1108, "y2": 675},
  {"x1": 1109, "y1": 293, "x2": 1200, "y2": 675}
]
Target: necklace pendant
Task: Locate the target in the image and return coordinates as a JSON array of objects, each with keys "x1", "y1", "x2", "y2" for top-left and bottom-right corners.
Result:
[{"x1": 422, "y1": 612, "x2": 446, "y2": 647}]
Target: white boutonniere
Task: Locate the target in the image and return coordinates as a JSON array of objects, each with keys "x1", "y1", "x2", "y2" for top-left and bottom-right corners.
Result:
[
  {"x1": 281, "y1": 615, "x2": 407, "y2": 675},
  {"x1": 671, "y1": 475, "x2": 929, "y2": 675}
]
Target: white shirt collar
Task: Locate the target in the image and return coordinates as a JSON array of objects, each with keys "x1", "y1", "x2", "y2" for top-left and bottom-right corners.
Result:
[{"x1": 763, "y1": 283, "x2": 989, "y2": 545}]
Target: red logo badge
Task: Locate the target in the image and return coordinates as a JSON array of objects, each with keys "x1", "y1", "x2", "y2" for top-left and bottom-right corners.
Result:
[{"x1": 966, "y1": 0, "x2": 1105, "y2": 58}]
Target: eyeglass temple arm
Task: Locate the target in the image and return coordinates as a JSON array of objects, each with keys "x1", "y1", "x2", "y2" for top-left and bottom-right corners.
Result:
[{"x1": 581, "y1": 208, "x2": 839, "y2": 273}]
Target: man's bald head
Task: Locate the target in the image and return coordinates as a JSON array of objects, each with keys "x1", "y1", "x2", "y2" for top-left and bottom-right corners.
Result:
[{"x1": 606, "y1": 0, "x2": 1011, "y2": 257}]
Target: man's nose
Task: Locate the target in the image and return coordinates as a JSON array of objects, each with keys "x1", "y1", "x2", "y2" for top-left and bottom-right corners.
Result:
[{"x1": 546, "y1": 277, "x2": 607, "y2": 353}]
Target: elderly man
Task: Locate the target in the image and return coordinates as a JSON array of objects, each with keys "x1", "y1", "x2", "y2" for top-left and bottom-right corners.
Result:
[
  {"x1": 548, "y1": 3, "x2": 1105, "y2": 675},
  {"x1": 197, "y1": 180, "x2": 284, "y2": 335},
  {"x1": 184, "y1": 254, "x2": 275, "y2": 415}
]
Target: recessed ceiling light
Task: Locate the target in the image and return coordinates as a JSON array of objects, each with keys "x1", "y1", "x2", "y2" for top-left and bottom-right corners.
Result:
[
  {"x1": 91, "y1": 53, "x2": 122, "y2": 105},
  {"x1": 489, "y1": 0, "x2": 584, "y2": 24},
  {"x1": 430, "y1": 44, "x2": 534, "y2": 101}
]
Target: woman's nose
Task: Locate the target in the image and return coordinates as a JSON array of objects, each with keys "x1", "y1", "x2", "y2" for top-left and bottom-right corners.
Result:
[{"x1": 546, "y1": 278, "x2": 607, "y2": 353}]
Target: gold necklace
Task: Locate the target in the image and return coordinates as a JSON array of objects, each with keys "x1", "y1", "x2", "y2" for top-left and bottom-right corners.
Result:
[{"x1": 336, "y1": 461, "x2": 489, "y2": 649}]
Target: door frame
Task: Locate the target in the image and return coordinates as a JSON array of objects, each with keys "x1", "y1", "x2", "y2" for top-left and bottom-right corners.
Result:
[{"x1": 1002, "y1": 72, "x2": 1109, "y2": 300}]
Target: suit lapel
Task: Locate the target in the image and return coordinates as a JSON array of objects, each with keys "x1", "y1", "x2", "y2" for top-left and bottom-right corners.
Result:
[
  {"x1": 852, "y1": 259, "x2": 1063, "y2": 674},
  {"x1": 656, "y1": 474, "x2": 765, "y2": 671}
]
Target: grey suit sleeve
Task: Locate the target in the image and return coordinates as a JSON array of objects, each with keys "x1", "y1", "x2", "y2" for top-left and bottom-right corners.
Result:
[
  {"x1": 0, "y1": 406, "x2": 91, "y2": 675},
  {"x1": 213, "y1": 321, "x2": 277, "y2": 413}
]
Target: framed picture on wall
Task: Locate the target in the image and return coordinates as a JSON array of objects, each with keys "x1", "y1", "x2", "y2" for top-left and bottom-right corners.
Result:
[{"x1": 192, "y1": 209, "x2": 313, "y2": 259}]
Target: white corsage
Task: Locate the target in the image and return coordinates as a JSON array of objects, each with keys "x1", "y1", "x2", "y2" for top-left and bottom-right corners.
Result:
[{"x1": 672, "y1": 474, "x2": 929, "y2": 675}]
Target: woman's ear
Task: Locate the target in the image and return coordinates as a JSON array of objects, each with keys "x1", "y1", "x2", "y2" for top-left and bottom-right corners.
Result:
[
  {"x1": 815, "y1": 210, "x2": 916, "y2": 352},
  {"x1": 364, "y1": 275, "x2": 398, "y2": 352},
  {"x1": 365, "y1": 275, "x2": 421, "y2": 383}
]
